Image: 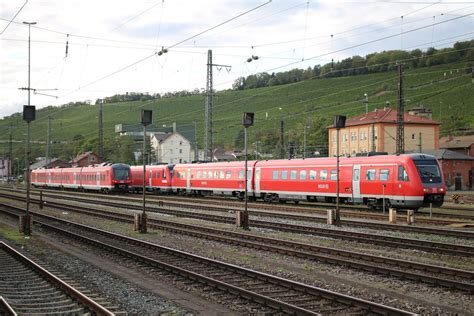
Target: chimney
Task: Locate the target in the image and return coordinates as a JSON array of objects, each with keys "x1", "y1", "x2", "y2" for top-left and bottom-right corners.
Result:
[{"x1": 173, "y1": 122, "x2": 177, "y2": 133}]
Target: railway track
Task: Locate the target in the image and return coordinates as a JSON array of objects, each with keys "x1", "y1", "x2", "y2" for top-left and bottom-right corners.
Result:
[
  {"x1": 2, "y1": 200, "x2": 472, "y2": 293},
  {"x1": 0, "y1": 203, "x2": 415, "y2": 315},
  {"x1": 0, "y1": 241, "x2": 114, "y2": 315},
  {"x1": 148, "y1": 194, "x2": 474, "y2": 223},
  {"x1": 3, "y1": 185, "x2": 474, "y2": 224},
  {"x1": 2, "y1": 192, "x2": 474, "y2": 257},
  {"x1": 5, "y1": 188, "x2": 474, "y2": 240}
]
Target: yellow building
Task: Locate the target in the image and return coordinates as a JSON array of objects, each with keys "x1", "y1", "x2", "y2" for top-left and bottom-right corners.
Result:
[{"x1": 328, "y1": 108, "x2": 440, "y2": 156}]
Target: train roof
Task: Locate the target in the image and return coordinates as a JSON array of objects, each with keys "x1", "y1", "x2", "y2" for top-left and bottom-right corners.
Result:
[{"x1": 254, "y1": 154, "x2": 436, "y2": 167}]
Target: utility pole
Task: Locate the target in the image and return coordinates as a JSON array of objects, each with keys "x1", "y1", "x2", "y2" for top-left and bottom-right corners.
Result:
[
  {"x1": 364, "y1": 93, "x2": 368, "y2": 114},
  {"x1": 204, "y1": 50, "x2": 212, "y2": 161},
  {"x1": 280, "y1": 119, "x2": 285, "y2": 159},
  {"x1": 21, "y1": 21, "x2": 37, "y2": 236},
  {"x1": 204, "y1": 50, "x2": 231, "y2": 161},
  {"x1": 371, "y1": 124, "x2": 376, "y2": 152},
  {"x1": 45, "y1": 116, "x2": 52, "y2": 168},
  {"x1": 396, "y1": 63, "x2": 405, "y2": 155},
  {"x1": 98, "y1": 100, "x2": 104, "y2": 161},
  {"x1": 418, "y1": 132, "x2": 422, "y2": 153},
  {"x1": 8, "y1": 126, "x2": 14, "y2": 183}
]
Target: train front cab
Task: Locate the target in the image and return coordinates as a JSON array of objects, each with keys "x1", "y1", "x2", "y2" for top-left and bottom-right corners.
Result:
[
  {"x1": 111, "y1": 163, "x2": 131, "y2": 192},
  {"x1": 411, "y1": 155, "x2": 446, "y2": 207},
  {"x1": 386, "y1": 155, "x2": 445, "y2": 210}
]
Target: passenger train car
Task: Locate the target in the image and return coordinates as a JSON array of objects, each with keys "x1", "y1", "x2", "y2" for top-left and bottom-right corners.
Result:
[
  {"x1": 132, "y1": 153, "x2": 446, "y2": 210},
  {"x1": 31, "y1": 163, "x2": 131, "y2": 193},
  {"x1": 130, "y1": 165, "x2": 172, "y2": 193}
]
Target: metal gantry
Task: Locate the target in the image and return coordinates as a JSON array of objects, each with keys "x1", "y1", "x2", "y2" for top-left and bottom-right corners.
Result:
[
  {"x1": 204, "y1": 50, "x2": 231, "y2": 161},
  {"x1": 396, "y1": 63, "x2": 405, "y2": 155}
]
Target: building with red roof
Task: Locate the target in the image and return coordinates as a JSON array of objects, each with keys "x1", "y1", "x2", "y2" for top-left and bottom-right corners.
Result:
[{"x1": 328, "y1": 107, "x2": 440, "y2": 156}]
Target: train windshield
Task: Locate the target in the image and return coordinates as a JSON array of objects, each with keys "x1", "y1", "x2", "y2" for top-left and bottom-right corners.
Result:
[
  {"x1": 413, "y1": 159, "x2": 442, "y2": 183},
  {"x1": 112, "y1": 164, "x2": 131, "y2": 180}
]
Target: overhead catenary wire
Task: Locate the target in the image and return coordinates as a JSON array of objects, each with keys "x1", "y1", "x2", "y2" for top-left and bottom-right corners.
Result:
[{"x1": 0, "y1": 0, "x2": 28, "y2": 35}]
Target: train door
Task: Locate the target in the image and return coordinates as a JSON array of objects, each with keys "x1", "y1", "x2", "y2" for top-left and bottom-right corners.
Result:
[
  {"x1": 73, "y1": 172, "x2": 77, "y2": 186},
  {"x1": 96, "y1": 172, "x2": 100, "y2": 188},
  {"x1": 246, "y1": 168, "x2": 252, "y2": 193},
  {"x1": 149, "y1": 170, "x2": 153, "y2": 187},
  {"x1": 352, "y1": 165, "x2": 362, "y2": 203},
  {"x1": 186, "y1": 168, "x2": 191, "y2": 193},
  {"x1": 255, "y1": 167, "x2": 261, "y2": 197}
]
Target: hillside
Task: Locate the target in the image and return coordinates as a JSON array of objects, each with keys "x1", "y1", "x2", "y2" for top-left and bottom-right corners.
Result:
[{"x1": 1, "y1": 61, "x2": 473, "y2": 163}]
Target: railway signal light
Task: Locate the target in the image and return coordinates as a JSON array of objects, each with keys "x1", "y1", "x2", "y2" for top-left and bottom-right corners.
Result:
[
  {"x1": 334, "y1": 115, "x2": 346, "y2": 129},
  {"x1": 242, "y1": 112, "x2": 254, "y2": 128},
  {"x1": 23, "y1": 105, "x2": 36, "y2": 122},
  {"x1": 141, "y1": 110, "x2": 152, "y2": 126}
]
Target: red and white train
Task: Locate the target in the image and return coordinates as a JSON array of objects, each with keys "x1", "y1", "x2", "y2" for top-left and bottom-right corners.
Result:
[
  {"x1": 32, "y1": 163, "x2": 131, "y2": 193},
  {"x1": 132, "y1": 153, "x2": 446, "y2": 210}
]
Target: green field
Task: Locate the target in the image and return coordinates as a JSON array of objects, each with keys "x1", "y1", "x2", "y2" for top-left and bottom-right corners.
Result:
[{"x1": 1, "y1": 61, "x2": 473, "y2": 163}]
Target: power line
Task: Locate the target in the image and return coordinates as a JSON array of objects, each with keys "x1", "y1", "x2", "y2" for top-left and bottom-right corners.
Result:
[{"x1": 0, "y1": 0, "x2": 28, "y2": 35}]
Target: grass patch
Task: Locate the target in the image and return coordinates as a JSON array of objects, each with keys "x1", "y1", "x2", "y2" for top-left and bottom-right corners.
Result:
[{"x1": 0, "y1": 223, "x2": 28, "y2": 244}]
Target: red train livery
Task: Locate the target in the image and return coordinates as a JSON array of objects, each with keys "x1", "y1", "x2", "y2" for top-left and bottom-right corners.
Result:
[
  {"x1": 32, "y1": 163, "x2": 131, "y2": 193},
  {"x1": 130, "y1": 165, "x2": 172, "y2": 193},
  {"x1": 134, "y1": 153, "x2": 445, "y2": 210}
]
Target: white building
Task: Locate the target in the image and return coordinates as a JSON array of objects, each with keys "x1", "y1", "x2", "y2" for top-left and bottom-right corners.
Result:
[
  {"x1": 151, "y1": 132, "x2": 193, "y2": 164},
  {"x1": 0, "y1": 158, "x2": 11, "y2": 178}
]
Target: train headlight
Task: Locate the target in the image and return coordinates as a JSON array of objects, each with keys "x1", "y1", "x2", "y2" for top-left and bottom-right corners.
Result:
[
  {"x1": 439, "y1": 188, "x2": 445, "y2": 192},
  {"x1": 423, "y1": 188, "x2": 430, "y2": 193}
]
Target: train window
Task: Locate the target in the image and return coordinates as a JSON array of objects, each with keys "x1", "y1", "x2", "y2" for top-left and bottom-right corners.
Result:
[
  {"x1": 366, "y1": 169, "x2": 376, "y2": 181},
  {"x1": 379, "y1": 169, "x2": 390, "y2": 181},
  {"x1": 281, "y1": 170, "x2": 288, "y2": 180},
  {"x1": 197, "y1": 171, "x2": 201, "y2": 179},
  {"x1": 290, "y1": 170, "x2": 297, "y2": 180},
  {"x1": 214, "y1": 171, "x2": 218, "y2": 179},
  {"x1": 330, "y1": 170, "x2": 337, "y2": 180},
  {"x1": 226, "y1": 171, "x2": 232, "y2": 179},
  {"x1": 300, "y1": 170, "x2": 307, "y2": 180},
  {"x1": 239, "y1": 170, "x2": 244, "y2": 179},
  {"x1": 353, "y1": 169, "x2": 360, "y2": 181},
  {"x1": 272, "y1": 170, "x2": 279, "y2": 180},
  {"x1": 220, "y1": 171, "x2": 225, "y2": 179},
  {"x1": 320, "y1": 170, "x2": 327, "y2": 180},
  {"x1": 398, "y1": 166, "x2": 409, "y2": 181},
  {"x1": 163, "y1": 171, "x2": 167, "y2": 179}
]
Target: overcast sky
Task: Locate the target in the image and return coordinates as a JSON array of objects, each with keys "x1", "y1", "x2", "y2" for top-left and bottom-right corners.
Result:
[{"x1": 1, "y1": 0, "x2": 473, "y2": 119}]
